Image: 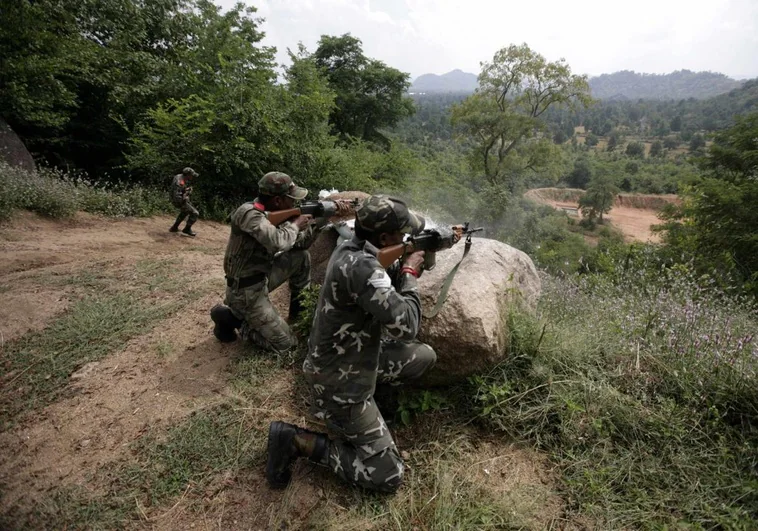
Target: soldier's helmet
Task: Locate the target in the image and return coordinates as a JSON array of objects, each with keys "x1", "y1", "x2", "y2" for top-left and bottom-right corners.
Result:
[
  {"x1": 258, "y1": 171, "x2": 308, "y2": 200},
  {"x1": 182, "y1": 167, "x2": 198, "y2": 177},
  {"x1": 355, "y1": 195, "x2": 425, "y2": 235}
]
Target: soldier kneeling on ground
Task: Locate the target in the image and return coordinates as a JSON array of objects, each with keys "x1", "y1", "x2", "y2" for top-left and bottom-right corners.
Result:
[
  {"x1": 210, "y1": 171, "x2": 351, "y2": 352},
  {"x1": 266, "y1": 195, "x2": 457, "y2": 493},
  {"x1": 169, "y1": 167, "x2": 200, "y2": 237}
]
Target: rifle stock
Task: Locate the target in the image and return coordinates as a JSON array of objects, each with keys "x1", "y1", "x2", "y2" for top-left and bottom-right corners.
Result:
[
  {"x1": 376, "y1": 243, "x2": 409, "y2": 268},
  {"x1": 267, "y1": 208, "x2": 301, "y2": 226}
]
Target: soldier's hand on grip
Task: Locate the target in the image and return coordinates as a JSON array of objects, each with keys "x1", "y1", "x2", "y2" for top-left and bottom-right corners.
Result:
[
  {"x1": 402, "y1": 250, "x2": 425, "y2": 276},
  {"x1": 293, "y1": 214, "x2": 313, "y2": 230}
]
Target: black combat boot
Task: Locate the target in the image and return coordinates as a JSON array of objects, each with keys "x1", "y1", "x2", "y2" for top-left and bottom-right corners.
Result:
[
  {"x1": 169, "y1": 212, "x2": 185, "y2": 232},
  {"x1": 288, "y1": 290, "x2": 304, "y2": 322},
  {"x1": 266, "y1": 421, "x2": 329, "y2": 489},
  {"x1": 210, "y1": 304, "x2": 242, "y2": 342},
  {"x1": 181, "y1": 225, "x2": 197, "y2": 237}
]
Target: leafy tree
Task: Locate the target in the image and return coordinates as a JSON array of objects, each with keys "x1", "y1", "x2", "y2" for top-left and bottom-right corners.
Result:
[
  {"x1": 567, "y1": 157, "x2": 592, "y2": 188},
  {"x1": 658, "y1": 112, "x2": 758, "y2": 294},
  {"x1": 663, "y1": 136, "x2": 679, "y2": 150},
  {"x1": 451, "y1": 43, "x2": 592, "y2": 191},
  {"x1": 689, "y1": 133, "x2": 706, "y2": 152},
  {"x1": 313, "y1": 34, "x2": 414, "y2": 148},
  {"x1": 625, "y1": 141, "x2": 645, "y2": 158},
  {"x1": 670, "y1": 115, "x2": 682, "y2": 131},
  {"x1": 585, "y1": 132, "x2": 599, "y2": 147},
  {"x1": 650, "y1": 140, "x2": 664, "y2": 157},
  {"x1": 579, "y1": 174, "x2": 619, "y2": 223}
]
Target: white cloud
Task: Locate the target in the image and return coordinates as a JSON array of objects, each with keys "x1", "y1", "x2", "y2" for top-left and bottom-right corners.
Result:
[{"x1": 222, "y1": 0, "x2": 758, "y2": 80}]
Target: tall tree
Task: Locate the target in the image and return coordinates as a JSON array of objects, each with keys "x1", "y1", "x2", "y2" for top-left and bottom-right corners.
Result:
[
  {"x1": 312, "y1": 34, "x2": 414, "y2": 148},
  {"x1": 451, "y1": 43, "x2": 592, "y2": 191},
  {"x1": 579, "y1": 174, "x2": 619, "y2": 223},
  {"x1": 658, "y1": 112, "x2": 758, "y2": 294}
]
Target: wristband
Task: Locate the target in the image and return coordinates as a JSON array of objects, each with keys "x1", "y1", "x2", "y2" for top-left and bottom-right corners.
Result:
[{"x1": 401, "y1": 267, "x2": 419, "y2": 278}]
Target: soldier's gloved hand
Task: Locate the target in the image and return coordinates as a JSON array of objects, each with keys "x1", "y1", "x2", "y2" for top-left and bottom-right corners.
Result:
[
  {"x1": 402, "y1": 250, "x2": 425, "y2": 277},
  {"x1": 293, "y1": 214, "x2": 313, "y2": 231}
]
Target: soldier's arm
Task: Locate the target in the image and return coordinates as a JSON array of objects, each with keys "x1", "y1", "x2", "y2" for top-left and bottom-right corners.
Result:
[
  {"x1": 351, "y1": 258, "x2": 421, "y2": 341},
  {"x1": 235, "y1": 208, "x2": 299, "y2": 254}
]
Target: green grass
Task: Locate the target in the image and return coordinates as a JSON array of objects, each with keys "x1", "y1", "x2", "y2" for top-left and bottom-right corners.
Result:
[
  {"x1": 0, "y1": 257, "x2": 201, "y2": 430},
  {"x1": 0, "y1": 293, "x2": 180, "y2": 430},
  {"x1": 470, "y1": 268, "x2": 758, "y2": 528}
]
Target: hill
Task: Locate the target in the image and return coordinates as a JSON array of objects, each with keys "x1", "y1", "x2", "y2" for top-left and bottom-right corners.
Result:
[
  {"x1": 589, "y1": 70, "x2": 744, "y2": 100},
  {"x1": 410, "y1": 69, "x2": 478, "y2": 93}
]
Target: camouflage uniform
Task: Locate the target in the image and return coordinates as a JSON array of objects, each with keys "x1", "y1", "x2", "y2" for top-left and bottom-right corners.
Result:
[
  {"x1": 302, "y1": 195, "x2": 436, "y2": 492},
  {"x1": 223, "y1": 172, "x2": 315, "y2": 352},
  {"x1": 169, "y1": 167, "x2": 199, "y2": 231}
]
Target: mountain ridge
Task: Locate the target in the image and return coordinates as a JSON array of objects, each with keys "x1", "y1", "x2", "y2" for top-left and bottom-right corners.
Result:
[{"x1": 410, "y1": 68, "x2": 747, "y2": 100}]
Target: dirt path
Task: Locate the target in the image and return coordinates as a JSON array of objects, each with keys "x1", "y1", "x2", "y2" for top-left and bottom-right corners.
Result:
[{"x1": 525, "y1": 189, "x2": 671, "y2": 243}]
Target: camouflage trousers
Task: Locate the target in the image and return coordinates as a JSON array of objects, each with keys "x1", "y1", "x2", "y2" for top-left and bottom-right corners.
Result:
[
  {"x1": 225, "y1": 249, "x2": 310, "y2": 352},
  {"x1": 312, "y1": 340, "x2": 436, "y2": 492},
  {"x1": 173, "y1": 200, "x2": 199, "y2": 225}
]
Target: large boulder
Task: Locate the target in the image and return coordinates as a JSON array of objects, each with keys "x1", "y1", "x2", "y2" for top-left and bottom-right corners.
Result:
[
  {"x1": 0, "y1": 117, "x2": 35, "y2": 172},
  {"x1": 309, "y1": 191, "x2": 368, "y2": 285},
  {"x1": 417, "y1": 238, "x2": 540, "y2": 385}
]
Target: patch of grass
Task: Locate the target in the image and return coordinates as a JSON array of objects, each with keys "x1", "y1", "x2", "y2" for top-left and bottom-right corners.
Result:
[
  {"x1": 470, "y1": 268, "x2": 758, "y2": 527},
  {"x1": 4, "y1": 402, "x2": 263, "y2": 529},
  {"x1": 0, "y1": 161, "x2": 171, "y2": 221},
  {"x1": 306, "y1": 435, "x2": 557, "y2": 530},
  {"x1": 154, "y1": 340, "x2": 174, "y2": 358},
  {"x1": 0, "y1": 293, "x2": 180, "y2": 430}
]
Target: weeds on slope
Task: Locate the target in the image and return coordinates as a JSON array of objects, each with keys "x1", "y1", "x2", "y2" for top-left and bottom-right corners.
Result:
[
  {"x1": 471, "y1": 258, "x2": 758, "y2": 528},
  {"x1": 0, "y1": 162, "x2": 171, "y2": 221}
]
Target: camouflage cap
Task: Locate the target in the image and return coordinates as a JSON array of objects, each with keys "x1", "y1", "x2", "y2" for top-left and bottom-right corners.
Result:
[
  {"x1": 258, "y1": 171, "x2": 308, "y2": 200},
  {"x1": 182, "y1": 167, "x2": 198, "y2": 177},
  {"x1": 355, "y1": 195, "x2": 425, "y2": 235}
]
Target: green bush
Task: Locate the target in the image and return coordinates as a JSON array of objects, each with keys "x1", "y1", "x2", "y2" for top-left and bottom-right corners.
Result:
[{"x1": 0, "y1": 162, "x2": 171, "y2": 220}]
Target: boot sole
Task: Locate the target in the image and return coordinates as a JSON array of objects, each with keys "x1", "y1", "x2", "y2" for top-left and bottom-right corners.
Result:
[
  {"x1": 180, "y1": 233, "x2": 196, "y2": 237},
  {"x1": 266, "y1": 421, "x2": 291, "y2": 489}
]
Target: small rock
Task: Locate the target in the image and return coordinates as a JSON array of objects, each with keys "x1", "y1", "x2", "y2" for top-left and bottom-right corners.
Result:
[{"x1": 80, "y1": 439, "x2": 91, "y2": 448}]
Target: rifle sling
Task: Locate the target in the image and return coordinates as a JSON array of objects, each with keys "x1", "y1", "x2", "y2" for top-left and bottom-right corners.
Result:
[{"x1": 424, "y1": 236, "x2": 473, "y2": 319}]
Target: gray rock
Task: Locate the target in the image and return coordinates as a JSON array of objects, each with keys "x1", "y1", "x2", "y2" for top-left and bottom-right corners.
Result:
[
  {"x1": 0, "y1": 117, "x2": 35, "y2": 172},
  {"x1": 417, "y1": 238, "x2": 541, "y2": 385}
]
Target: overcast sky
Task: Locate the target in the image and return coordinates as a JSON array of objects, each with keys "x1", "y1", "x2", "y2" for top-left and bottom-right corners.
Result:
[{"x1": 219, "y1": 0, "x2": 758, "y2": 81}]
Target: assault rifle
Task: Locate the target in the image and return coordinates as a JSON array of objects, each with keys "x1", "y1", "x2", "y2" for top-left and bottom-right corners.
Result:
[
  {"x1": 267, "y1": 199, "x2": 359, "y2": 226},
  {"x1": 376, "y1": 222, "x2": 483, "y2": 269}
]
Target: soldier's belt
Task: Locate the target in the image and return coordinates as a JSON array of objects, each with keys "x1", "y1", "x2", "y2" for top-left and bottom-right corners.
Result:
[{"x1": 226, "y1": 273, "x2": 266, "y2": 289}]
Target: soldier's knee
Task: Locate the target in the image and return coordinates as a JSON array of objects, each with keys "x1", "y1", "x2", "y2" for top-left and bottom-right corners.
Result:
[
  {"x1": 417, "y1": 343, "x2": 437, "y2": 371},
  {"x1": 365, "y1": 448, "x2": 404, "y2": 493}
]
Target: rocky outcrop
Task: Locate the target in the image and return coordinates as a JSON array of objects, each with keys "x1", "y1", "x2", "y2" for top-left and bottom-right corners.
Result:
[
  {"x1": 0, "y1": 117, "x2": 35, "y2": 172},
  {"x1": 417, "y1": 238, "x2": 540, "y2": 385},
  {"x1": 309, "y1": 191, "x2": 368, "y2": 285}
]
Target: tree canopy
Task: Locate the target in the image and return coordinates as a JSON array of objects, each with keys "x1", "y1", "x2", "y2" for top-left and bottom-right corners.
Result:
[
  {"x1": 451, "y1": 44, "x2": 592, "y2": 192},
  {"x1": 312, "y1": 34, "x2": 415, "y2": 148}
]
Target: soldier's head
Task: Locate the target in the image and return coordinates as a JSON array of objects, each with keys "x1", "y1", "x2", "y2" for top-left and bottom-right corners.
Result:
[
  {"x1": 257, "y1": 171, "x2": 308, "y2": 211},
  {"x1": 355, "y1": 195, "x2": 425, "y2": 248},
  {"x1": 182, "y1": 167, "x2": 198, "y2": 179}
]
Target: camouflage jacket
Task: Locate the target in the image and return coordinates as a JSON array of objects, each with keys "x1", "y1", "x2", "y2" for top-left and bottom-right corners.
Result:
[
  {"x1": 223, "y1": 200, "x2": 319, "y2": 280},
  {"x1": 170, "y1": 174, "x2": 190, "y2": 207},
  {"x1": 303, "y1": 235, "x2": 422, "y2": 407}
]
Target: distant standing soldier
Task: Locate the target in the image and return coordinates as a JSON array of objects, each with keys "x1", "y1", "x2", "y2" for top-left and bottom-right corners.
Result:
[
  {"x1": 266, "y1": 195, "x2": 456, "y2": 493},
  {"x1": 210, "y1": 171, "x2": 352, "y2": 350},
  {"x1": 169, "y1": 167, "x2": 199, "y2": 237}
]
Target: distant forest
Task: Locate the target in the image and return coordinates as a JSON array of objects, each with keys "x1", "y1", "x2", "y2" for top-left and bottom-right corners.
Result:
[
  {"x1": 410, "y1": 69, "x2": 748, "y2": 101},
  {"x1": 397, "y1": 79, "x2": 758, "y2": 142}
]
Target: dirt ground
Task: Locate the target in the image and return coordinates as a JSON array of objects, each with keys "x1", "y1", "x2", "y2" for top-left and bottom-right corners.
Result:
[
  {"x1": 526, "y1": 190, "x2": 669, "y2": 243},
  {"x1": 0, "y1": 212, "x2": 562, "y2": 530}
]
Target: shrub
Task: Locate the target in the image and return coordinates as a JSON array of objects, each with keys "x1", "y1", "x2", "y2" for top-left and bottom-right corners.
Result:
[
  {"x1": 0, "y1": 162, "x2": 171, "y2": 220},
  {"x1": 470, "y1": 265, "x2": 758, "y2": 527}
]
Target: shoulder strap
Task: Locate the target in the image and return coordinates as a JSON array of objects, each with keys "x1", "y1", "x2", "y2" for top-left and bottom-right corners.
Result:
[{"x1": 425, "y1": 237, "x2": 473, "y2": 319}]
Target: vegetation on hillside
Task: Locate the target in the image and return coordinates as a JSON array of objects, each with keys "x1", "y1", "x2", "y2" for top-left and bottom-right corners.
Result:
[
  {"x1": 588, "y1": 69, "x2": 744, "y2": 100},
  {"x1": 2, "y1": 0, "x2": 758, "y2": 527}
]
